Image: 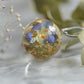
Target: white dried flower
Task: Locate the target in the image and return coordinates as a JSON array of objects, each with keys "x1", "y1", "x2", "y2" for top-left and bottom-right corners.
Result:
[
  {"x1": 2, "y1": 4, "x2": 6, "y2": 9},
  {"x1": 10, "y1": 8, "x2": 13, "y2": 13},
  {"x1": 17, "y1": 17, "x2": 21, "y2": 22},
  {"x1": 6, "y1": 28, "x2": 10, "y2": 32},
  {"x1": 10, "y1": 6, "x2": 13, "y2": 13},
  {"x1": 18, "y1": 23, "x2": 22, "y2": 27},
  {"x1": 16, "y1": 13, "x2": 20, "y2": 17},
  {"x1": 22, "y1": 27, "x2": 25, "y2": 31},
  {"x1": 4, "y1": 37, "x2": 9, "y2": 42}
]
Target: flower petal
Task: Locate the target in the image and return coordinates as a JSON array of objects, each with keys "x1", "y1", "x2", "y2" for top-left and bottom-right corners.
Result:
[
  {"x1": 25, "y1": 32, "x2": 33, "y2": 42},
  {"x1": 41, "y1": 20, "x2": 53, "y2": 28},
  {"x1": 31, "y1": 23, "x2": 41, "y2": 31},
  {"x1": 44, "y1": 34, "x2": 57, "y2": 45}
]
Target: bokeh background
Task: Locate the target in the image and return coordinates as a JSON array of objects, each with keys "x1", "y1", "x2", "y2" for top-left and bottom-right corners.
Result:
[{"x1": 0, "y1": 0, "x2": 84, "y2": 84}]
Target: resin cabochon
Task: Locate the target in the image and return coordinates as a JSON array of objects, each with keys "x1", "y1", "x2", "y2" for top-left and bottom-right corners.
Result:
[{"x1": 23, "y1": 19, "x2": 62, "y2": 59}]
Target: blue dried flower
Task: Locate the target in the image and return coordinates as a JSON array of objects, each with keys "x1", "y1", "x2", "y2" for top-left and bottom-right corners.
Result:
[
  {"x1": 31, "y1": 23, "x2": 41, "y2": 31},
  {"x1": 41, "y1": 20, "x2": 53, "y2": 28},
  {"x1": 25, "y1": 32, "x2": 33, "y2": 42},
  {"x1": 44, "y1": 34, "x2": 57, "y2": 45}
]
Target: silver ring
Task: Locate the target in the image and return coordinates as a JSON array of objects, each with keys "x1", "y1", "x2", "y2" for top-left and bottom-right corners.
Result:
[{"x1": 62, "y1": 26, "x2": 84, "y2": 38}]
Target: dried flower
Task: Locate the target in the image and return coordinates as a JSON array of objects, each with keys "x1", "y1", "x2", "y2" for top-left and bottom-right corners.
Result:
[
  {"x1": 0, "y1": 0, "x2": 23, "y2": 53},
  {"x1": 6, "y1": 28, "x2": 10, "y2": 32},
  {"x1": 10, "y1": 6, "x2": 13, "y2": 13},
  {"x1": 10, "y1": 8, "x2": 13, "y2": 13},
  {"x1": 2, "y1": 4, "x2": 6, "y2": 9},
  {"x1": 25, "y1": 32, "x2": 33, "y2": 42},
  {"x1": 44, "y1": 35, "x2": 57, "y2": 45},
  {"x1": 17, "y1": 17, "x2": 21, "y2": 22},
  {"x1": 16, "y1": 13, "x2": 20, "y2": 17},
  {"x1": 31, "y1": 23, "x2": 41, "y2": 31},
  {"x1": 22, "y1": 27, "x2": 25, "y2": 31},
  {"x1": 4, "y1": 37, "x2": 9, "y2": 42},
  {"x1": 18, "y1": 23, "x2": 22, "y2": 27}
]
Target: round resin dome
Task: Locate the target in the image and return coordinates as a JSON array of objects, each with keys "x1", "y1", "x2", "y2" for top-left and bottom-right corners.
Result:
[{"x1": 23, "y1": 19, "x2": 62, "y2": 59}]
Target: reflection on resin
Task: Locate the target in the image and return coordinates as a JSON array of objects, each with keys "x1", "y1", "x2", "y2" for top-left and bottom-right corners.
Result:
[{"x1": 23, "y1": 19, "x2": 62, "y2": 59}]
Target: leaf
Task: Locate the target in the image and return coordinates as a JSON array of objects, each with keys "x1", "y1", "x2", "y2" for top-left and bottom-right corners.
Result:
[
  {"x1": 78, "y1": 30, "x2": 84, "y2": 65},
  {"x1": 81, "y1": 47, "x2": 84, "y2": 65},
  {"x1": 56, "y1": 0, "x2": 68, "y2": 2},
  {"x1": 78, "y1": 30, "x2": 84, "y2": 46},
  {"x1": 34, "y1": 0, "x2": 62, "y2": 22},
  {"x1": 62, "y1": 38, "x2": 79, "y2": 51},
  {"x1": 72, "y1": 0, "x2": 84, "y2": 26}
]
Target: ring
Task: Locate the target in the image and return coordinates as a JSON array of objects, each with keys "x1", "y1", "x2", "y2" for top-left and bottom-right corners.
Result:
[{"x1": 23, "y1": 19, "x2": 83, "y2": 59}]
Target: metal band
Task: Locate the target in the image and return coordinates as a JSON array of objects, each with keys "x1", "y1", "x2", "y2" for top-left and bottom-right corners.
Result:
[{"x1": 62, "y1": 26, "x2": 84, "y2": 38}]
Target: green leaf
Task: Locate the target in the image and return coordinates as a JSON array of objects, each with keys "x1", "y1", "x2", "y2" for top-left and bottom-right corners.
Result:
[
  {"x1": 78, "y1": 30, "x2": 84, "y2": 46},
  {"x1": 81, "y1": 47, "x2": 84, "y2": 65},
  {"x1": 72, "y1": 0, "x2": 84, "y2": 25},
  {"x1": 78, "y1": 30, "x2": 84, "y2": 65},
  {"x1": 34, "y1": 0, "x2": 62, "y2": 22}
]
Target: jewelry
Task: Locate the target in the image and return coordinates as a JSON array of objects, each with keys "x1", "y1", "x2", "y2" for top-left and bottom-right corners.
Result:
[{"x1": 23, "y1": 19, "x2": 83, "y2": 59}]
